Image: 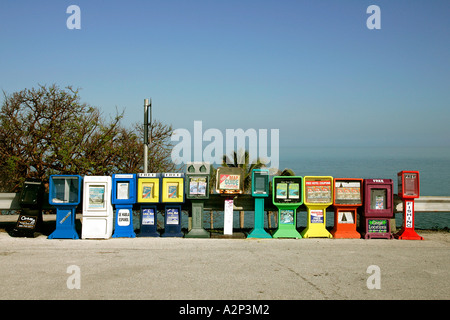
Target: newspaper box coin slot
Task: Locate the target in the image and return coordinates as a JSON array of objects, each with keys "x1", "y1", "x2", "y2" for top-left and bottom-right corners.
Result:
[
  {"x1": 11, "y1": 179, "x2": 45, "y2": 238},
  {"x1": 137, "y1": 173, "x2": 161, "y2": 237},
  {"x1": 48, "y1": 175, "x2": 83, "y2": 239},
  {"x1": 112, "y1": 174, "x2": 137, "y2": 238},
  {"x1": 395, "y1": 171, "x2": 423, "y2": 240},
  {"x1": 185, "y1": 163, "x2": 210, "y2": 238},
  {"x1": 248, "y1": 169, "x2": 271, "y2": 239},
  {"x1": 331, "y1": 178, "x2": 363, "y2": 239},
  {"x1": 161, "y1": 173, "x2": 185, "y2": 237},
  {"x1": 215, "y1": 167, "x2": 245, "y2": 236},
  {"x1": 301, "y1": 176, "x2": 333, "y2": 238},
  {"x1": 362, "y1": 179, "x2": 394, "y2": 239},
  {"x1": 272, "y1": 176, "x2": 303, "y2": 239},
  {"x1": 82, "y1": 176, "x2": 113, "y2": 239}
]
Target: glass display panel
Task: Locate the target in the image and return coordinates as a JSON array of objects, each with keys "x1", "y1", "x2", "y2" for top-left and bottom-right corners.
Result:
[
  {"x1": 117, "y1": 181, "x2": 130, "y2": 200},
  {"x1": 52, "y1": 177, "x2": 79, "y2": 203},
  {"x1": 370, "y1": 189, "x2": 387, "y2": 210},
  {"x1": 167, "y1": 182, "x2": 179, "y2": 199},
  {"x1": 335, "y1": 181, "x2": 362, "y2": 205},
  {"x1": 404, "y1": 173, "x2": 418, "y2": 196},
  {"x1": 88, "y1": 185, "x2": 105, "y2": 209},
  {"x1": 141, "y1": 182, "x2": 154, "y2": 199},
  {"x1": 305, "y1": 180, "x2": 331, "y2": 204},
  {"x1": 254, "y1": 175, "x2": 267, "y2": 193}
]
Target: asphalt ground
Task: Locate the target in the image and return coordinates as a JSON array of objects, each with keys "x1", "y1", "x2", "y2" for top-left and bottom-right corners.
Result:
[{"x1": 0, "y1": 215, "x2": 449, "y2": 301}]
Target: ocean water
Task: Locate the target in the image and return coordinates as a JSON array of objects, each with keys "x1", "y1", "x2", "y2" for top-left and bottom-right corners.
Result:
[
  {"x1": 161, "y1": 146, "x2": 450, "y2": 230},
  {"x1": 279, "y1": 146, "x2": 450, "y2": 196},
  {"x1": 277, "y1": 146, "x2": 450, "y2": 229}
]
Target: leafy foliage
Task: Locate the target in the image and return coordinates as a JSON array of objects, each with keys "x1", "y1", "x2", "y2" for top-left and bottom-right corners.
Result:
[{"x1": 0, "y1": 84, "x2": 175, "y2": 192}]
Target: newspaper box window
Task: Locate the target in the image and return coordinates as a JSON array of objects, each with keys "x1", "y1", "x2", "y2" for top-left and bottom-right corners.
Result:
[
  {"x1": 48, "y1": 175, "x2": 83, "y2": 239},
  {"x1": 215, "y1": 167, "x2": 244, "y2": 236}
]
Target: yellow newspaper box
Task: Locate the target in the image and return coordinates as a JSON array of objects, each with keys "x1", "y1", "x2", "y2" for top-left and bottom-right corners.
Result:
[
  {"x1": 301, "y1": 176, "x2": 333, "y2": 238},
  {"x1": 137, "y1": 174, "x2": 160, "y2": 203}
]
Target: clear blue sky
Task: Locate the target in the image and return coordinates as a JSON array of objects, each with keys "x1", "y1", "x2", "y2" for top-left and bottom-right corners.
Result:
[{"x1": 1, "y1": 0, "x2": 449, "y2": 148}]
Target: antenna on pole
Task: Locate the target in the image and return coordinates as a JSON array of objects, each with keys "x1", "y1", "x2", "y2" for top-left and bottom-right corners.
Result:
[{"x1": 143, "y1": 98, "x2": 150, "y2": 173}]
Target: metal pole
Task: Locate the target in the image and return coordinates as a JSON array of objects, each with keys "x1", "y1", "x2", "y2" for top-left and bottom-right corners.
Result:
[
  {"x1": 143, "y1": 99, "x2": 149, "y2": 173},
  {"x1": 149, "y1": 98, "x2": 152, "y2": 171}
]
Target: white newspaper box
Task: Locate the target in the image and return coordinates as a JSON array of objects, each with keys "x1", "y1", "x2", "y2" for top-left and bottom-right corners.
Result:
[{"x1": 82, "y1": 176, "x2": 113, "y2": 239}]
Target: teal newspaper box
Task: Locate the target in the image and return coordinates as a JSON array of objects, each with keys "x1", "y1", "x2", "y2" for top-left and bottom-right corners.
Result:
[{"x1": 248, "y1": 169, "x2": 272, "y2": 238}]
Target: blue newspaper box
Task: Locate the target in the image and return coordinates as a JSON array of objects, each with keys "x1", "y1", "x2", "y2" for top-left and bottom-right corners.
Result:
[
  {"x1": 161, "y1": 173, "x2": 185, "y2": 237},
  {"x1": 48, "y1": 175, "x2": 83, "y2": 239},
  {"x1": 112, "y1": 174, "x2": 137, "y2": 238},
  {"x1": 137, "y1": 173, "x2": 161, "y2": 237}
]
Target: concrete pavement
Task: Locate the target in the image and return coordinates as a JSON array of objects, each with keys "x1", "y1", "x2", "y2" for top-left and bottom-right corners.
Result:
[{"x1": 0, "y1": 229, "x2": 449, "y2": 300}]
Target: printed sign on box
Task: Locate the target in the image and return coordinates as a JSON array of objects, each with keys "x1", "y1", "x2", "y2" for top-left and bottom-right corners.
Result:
[
  {"x1": 166, "y1": 208, "x2": 179, "y2": 225},
  {"x1": 142, "y1": 208, "x2": 155, "y2": 225},
  {"x1": 368, "y1": 219, "x2": 388, "y2": 233},
  {"x1": 118, "y1": 209, "x2": 130, "y2": 226},
  {"x1": 219, "y1": 174, "x2": 240, "y2": 190},
  {"x1": 280, "y1": 209, "x2": 294, "y2": 224},
  {"x1": 310, "y1": 209, "x2": 324, "y2": 223}
]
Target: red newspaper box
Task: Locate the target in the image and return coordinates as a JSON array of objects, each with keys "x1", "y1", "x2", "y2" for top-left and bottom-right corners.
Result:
[
  {"x1": 395, "y1": 171, "x2": 424, "y2": 240},
  {"x1": 362, "y1": 179, "x2": 394, "y2": 239},
  {"x1": 331, "y1": 178, "x2": 363, "y2": 239}
]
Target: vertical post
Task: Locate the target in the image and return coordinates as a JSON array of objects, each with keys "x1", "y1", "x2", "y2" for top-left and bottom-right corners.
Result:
[
  {"x1": 395, "y1": 199, "x2": 424, "y2": 240},
  {"x1": 210, "y1": 211, "x2": 214, "y2": 229},
  {"x1": 143, "y1": 99, "x2": 149, "y2": 173},
  {"x1": 224, "y1": 197, "x2": 234, "y2": 235}
]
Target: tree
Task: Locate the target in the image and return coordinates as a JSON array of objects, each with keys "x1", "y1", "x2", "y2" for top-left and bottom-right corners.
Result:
[
  {"x1": 221, "y1": 149, "x2": 266, "y2": 193},
  {"x1": 0, "y1": 84, "x2": 175, "y2": 192},
  {"x1": 133, "y1": 121, "x2": 177, "y2": 174}
]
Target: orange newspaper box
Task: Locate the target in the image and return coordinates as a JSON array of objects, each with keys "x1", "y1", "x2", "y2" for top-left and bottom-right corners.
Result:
[{"x1": 331, "y1": 178, "x2": 363, "y2": 239}]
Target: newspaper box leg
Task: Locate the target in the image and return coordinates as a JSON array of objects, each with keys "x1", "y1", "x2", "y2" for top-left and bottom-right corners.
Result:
[
  {"x1": 395, "y1": 200, "x2": 424, "y2": 240},
  {"x1": 162, "y1": 205, "x2": 183, "y2": 237},
  {"x1": 248, "y1": 198, "x2": 272, "y2": 239},
  {"x1": 48, "y1": 207, "x2": 79, "y2": 239},
  {"x1": 185, "y1": 201, "x2": 210, "y2": 238},
  {"x1": 301, "y1": 207, "x2": 332, "y2": 238},
  {"x1": 331, "y1": 208, "x2": 361, "y2": 239},
  {"x1": 112, "y1": 206, "x2": 136, "y2": 238},
  {"x1": 138, "y1": 206, "x2": 160, "y2": 237},
  {"x1": 362, "y1": 218, "x2": 394, "y2": 239},
  {"x1": 272, "y1": 208, "x2": 301, "y2": 239}
]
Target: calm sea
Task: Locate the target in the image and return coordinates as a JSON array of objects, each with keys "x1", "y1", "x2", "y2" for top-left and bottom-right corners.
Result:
[
  {"x1": 167, "y1": 146, "x2": 450, "y2": 230},
  {"x1": 277, "y1": 146, "x2": 450, "y2": 230}
]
